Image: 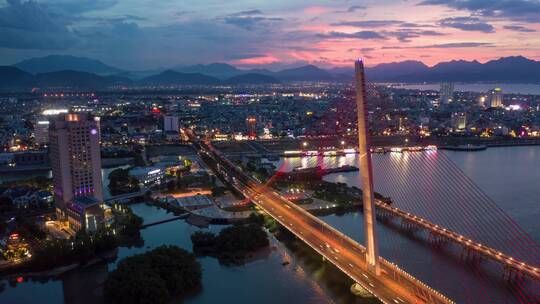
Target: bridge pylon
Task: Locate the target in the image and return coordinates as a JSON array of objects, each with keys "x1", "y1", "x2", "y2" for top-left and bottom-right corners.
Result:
[{"x1": 355, "y1": 59, "x2": 380, "y2": 275}]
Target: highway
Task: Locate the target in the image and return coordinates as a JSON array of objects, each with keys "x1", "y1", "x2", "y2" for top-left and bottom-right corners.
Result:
[{"x1": 191, "y1": 134, "x2": 454, "y2": 304}]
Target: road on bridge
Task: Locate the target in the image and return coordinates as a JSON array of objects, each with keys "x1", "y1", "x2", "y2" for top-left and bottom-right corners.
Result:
[{"x1": 190, "y1": 134, "x2": 453, "y2": 304}]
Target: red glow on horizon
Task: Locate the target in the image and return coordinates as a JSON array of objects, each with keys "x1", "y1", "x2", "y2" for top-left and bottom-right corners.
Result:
[{"x1": 233, "y1": 55, "x2": 280, "y2": 66}]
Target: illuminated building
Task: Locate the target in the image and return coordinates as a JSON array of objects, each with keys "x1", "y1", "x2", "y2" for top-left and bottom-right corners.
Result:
[
  {"x1": 42, "y1": 109, "x2": 69, "y2": 116},
  {"x1": 451, "y1": 112, "x2": 467, "y2": 131},
  {"x1": 66, "y1": 196, "x2": 104, "y2": 232},
  {"x1": 478, "y1": 95, "x2": 487, "y2": 108},
  {"x1": 439, "y1": 82, "x2": 454, "y2": 105},
  {"x1": 49, "y1": 113, "x2": 104, "y2": 231},
  {"x1": 164, "y1": 116, "x2": 180, "y2": 140},
  {"x1": 163, "y1": 115, "x2": 179, "y2": 132},
  {"x1": 34, "y1": 121, "x2": 50, "y2": 146},
  {"x1": 487, "y1": 88, "x2": 503, "y2": 108},
  {"x1": 130, "y1": 166, "x2": 165, "y2": 187},
  {"x1": 246, "y1": 116, "x2": 257, "y2": 139}
]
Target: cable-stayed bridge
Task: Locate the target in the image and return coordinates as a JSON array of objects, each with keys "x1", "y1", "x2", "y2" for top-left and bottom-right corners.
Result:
[{"x1": 184, "y1": 60, "x2": 540, "y2": 303}]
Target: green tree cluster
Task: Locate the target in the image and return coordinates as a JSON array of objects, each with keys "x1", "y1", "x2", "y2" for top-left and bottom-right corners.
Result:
[
  {"x1": 191, "y1": 220, "x2": 269, "y2": 264},
  {"x1": 112, "y1": 204, "x2": 144, "y2": 244},
  {"x1": 109, "y1": 168, "x2": 140, "y2": 195},
  {"x1": 30, "y1": 230, "x2": 117, "y2": 270},
  {"x1": 104, "y1": 245, "x2": 202, "y2": 304}
]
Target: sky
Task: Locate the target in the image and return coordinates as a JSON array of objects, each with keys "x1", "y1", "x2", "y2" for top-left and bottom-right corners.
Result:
[{"x1": 0, "y1": 0, "x2": 539, "y2": 70}]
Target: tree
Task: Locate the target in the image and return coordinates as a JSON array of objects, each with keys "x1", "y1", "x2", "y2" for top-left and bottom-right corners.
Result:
[
  {"x1": 191, "y1": 223, "x2": 269, "y2": 264},
  {"x1": 105, "y1": 266, "x2": 169, "y2": 304},
  {"x1": 109, "y1": 168, "x2": 140, "y2": 195},
  {"x1": 246, "y1": 212, "x2": 265, "y2": 226},
  {"x1": 0, "y1": 197, "x2": 14, "y2": 213},
  {"x1": 104, "y1": 246, "x2": 202, "y2": 304},
  {"x1": 0, "y1": 220, "x2": 7, "y2": 234},
  {"x1": 191, "y1": 231, "x2": 216, "y2": 247}
]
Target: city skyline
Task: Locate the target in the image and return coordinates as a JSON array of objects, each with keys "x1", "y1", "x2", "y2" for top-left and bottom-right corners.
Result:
[
  {"x1": 0, "y1": 1, "x2": 539, "y2": 303},
  {"x1": 0, "y1": 0, "x2": 539, "y2": 70}
]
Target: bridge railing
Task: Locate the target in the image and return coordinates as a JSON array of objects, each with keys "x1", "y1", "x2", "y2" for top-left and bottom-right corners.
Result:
[{"x1": 376, "y1": 200, "x2": 540, "y2": 281}]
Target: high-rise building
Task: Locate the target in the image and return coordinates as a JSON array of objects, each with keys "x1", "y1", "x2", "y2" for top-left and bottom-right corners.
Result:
[
  {"x1": 451, "y1": 112, "x2": 467, "y2": 131},
  {"x1": 49, "y1": 113, "x2": 103, "y2": 231},
  {"x1": 34, "y1": 120, "x2": 50, "y2": 146},
  {"x1": 439, "y1": 82, "x2": 454, "y2": 105},
  {"x1": 93, "y1": 116, "x2": 101, "y2": 143},
  {"x1": 246, "y1": 116, "x2": 257, "y2": 140},
  {"x1": 478, "y1": 95, "x2": 487, "y2": 108},
  {"x1": 163, "y1": 115, "x2": 179, "y2": 132},
  {"x1": 487, "y1": 88, "x2": 503, "y2": 108}
]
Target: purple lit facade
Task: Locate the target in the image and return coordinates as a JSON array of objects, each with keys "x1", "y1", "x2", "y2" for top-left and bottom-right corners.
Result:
[{"x1": 49, "y1": 113, "x2": 103, "y2": 227}]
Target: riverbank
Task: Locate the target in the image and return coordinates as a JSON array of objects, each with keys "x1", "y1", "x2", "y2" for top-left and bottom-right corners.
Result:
[
  {"x1": 0, "y1": 249, "x2": 117, "y2": 278},
  {"x1": 213, "y1": 137, "x2": 540, "y2": 158}
]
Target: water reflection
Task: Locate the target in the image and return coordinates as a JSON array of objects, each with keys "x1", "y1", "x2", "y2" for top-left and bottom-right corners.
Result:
[
  {"x1": 0, "y1": 203, "x2": 337, "y2": 304},
  {"x1": 276, "y1": 146, "x2": 540, "y2": 303}
]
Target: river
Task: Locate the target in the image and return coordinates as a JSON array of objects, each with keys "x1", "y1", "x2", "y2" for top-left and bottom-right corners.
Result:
[
  {"x1": 386, "y1": 83, "x2": 540, "y2": 95},
  {"x1": 1, "y1": 146, "x2": 539, "y2": 303},
  {"x1": 274, "y1": 146, "x2": 540, "y2": 303}
]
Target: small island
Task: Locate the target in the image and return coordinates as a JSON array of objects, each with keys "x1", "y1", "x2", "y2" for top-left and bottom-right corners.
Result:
[
  {"x1": 104, "y1": 245, "x2": 202, "y2": 304},
  {"x1": 191, "y1": 214, "x2": 269, "y2": 265}
]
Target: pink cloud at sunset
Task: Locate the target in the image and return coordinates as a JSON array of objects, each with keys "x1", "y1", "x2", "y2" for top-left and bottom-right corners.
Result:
[{"x1": 0, "y1": 0, "x2": 539, "y2": 69}]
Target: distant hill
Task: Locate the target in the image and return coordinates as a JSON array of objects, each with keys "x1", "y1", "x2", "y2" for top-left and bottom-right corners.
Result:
[
  {"x1": 0, "y1": 67, "x2": 131, "y2": 90},
  {"x1": 366, "y1": 61, "x2": 430, "y2": 81},
  {"x1": 395, "y1": 56, "x2": 540, "y2": 82},
  {"x1": 35, "y1": 70, "x2": 111, "y2": 88},
  {"x1": 139, "y1": 70, "x2": 220, "y2": 85},
  {"x1": 4, "y1": 55, "x2": 539, "y2": 90},
  {"x1": 13, "y1": 55, "x2": 124, "y2": 75},
  {"x1": 0, "y1": 66, "x2": 34, "y2": 89},
  {"x1": 175, "y1": 63, "x2": 242, "y2": 79},
  {"x1": 225, "y1": 73, "x2": 281, "y2": 85},
  {"x1": 275, "y1": 65, "x2": 334, "y2": 82},
  {"x1": 327, "y1": 56, "x2": 540, "y2": 83}
]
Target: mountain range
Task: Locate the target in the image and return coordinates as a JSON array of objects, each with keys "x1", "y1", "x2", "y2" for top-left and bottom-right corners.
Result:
[{"x1": 1, "y1": 55, "x2": 539, "y2": 90}]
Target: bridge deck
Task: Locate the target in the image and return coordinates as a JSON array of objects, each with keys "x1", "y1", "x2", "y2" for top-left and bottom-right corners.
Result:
[
  {"x1": 191, "y1": 131, "x2": 455, "y2": 303},
  {"x1": 237, "y1": 182, "x2": 453, "y2": 304},
  {"x1": 375, "y1": 202, "x2": 540, "y2": 280}
]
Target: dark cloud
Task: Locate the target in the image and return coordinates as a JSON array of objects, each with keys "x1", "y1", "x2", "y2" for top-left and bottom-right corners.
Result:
[
  {"x1": 419, "y1": 0, "x2": 540, "y2": 23},
  {"x1": 44, "y1": 0, "x2": 119, "y2": 14},
  {"x1": 0, "y1": 0, "x2": 77, "y2": 49},
  {"x1": 385, "y1": 29, "x2": 447, "y2": 42},
  {"x1": 439, "y1": 16, "x2": 495, "y2": 33},
  {"x1": 224, "y1": 53, "x2": 267, "y2": 60},
  {"x1": 347, "y1": 47, "x2": 375, "y2": 53},
  {"x1": 91, "y1": 14, "x2": 148, "y2": 24},
  {"x1": 228, "y1": 9, "x2": 264, "y2": 17},
  {"x1": 286, "y1": 45, "x2": 324, "y2": 52},
  {"x1": 0, "y1": 0, "x2": 72, "y2": 32},
  {"x1": 503, "y1": 24, "x2": 536, "y2": 32},
  {"x1": 415, "y1": 42, "x2": 494, "y2": 48},
  {"x1": 316, "y1": 31, "x2": 387, "y2": 39},
  {"x1": 381, "y1": 46, "x2": 404, "y2": 50},
  {"x1": 221, "y1": 10, "x2": 283, "y2": 30},
  {"x1": 334, "y1": 5, "x2": 367, "y2": 13},
  {"x1": 331, "y1": 20, "x2": 403, "y2": 27},
  {"x1": 319, "y1": 26, "x2": 446, "y2": 43},
  {"x1": 381, "y1": 42, "x2": 493, "y2": 49},
  {"x1": 399, "y1": 22, "x2": 436, "y2": 28}
]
